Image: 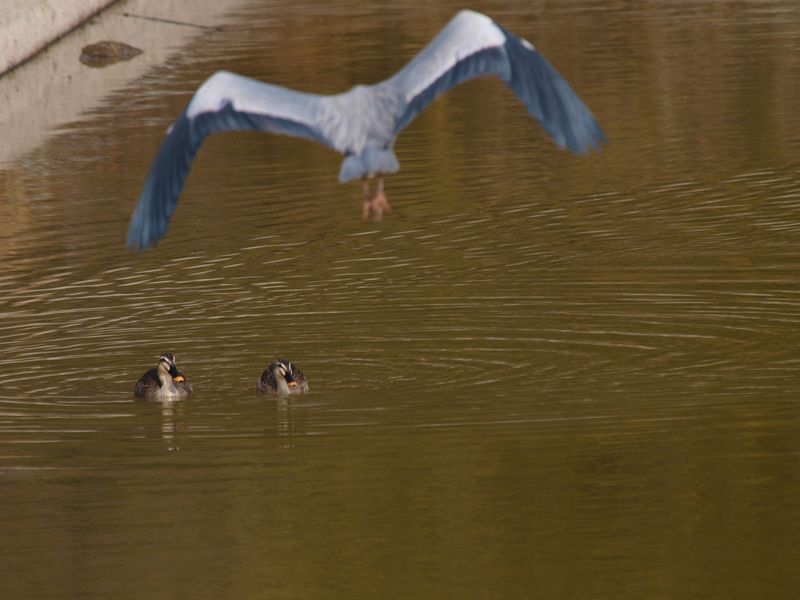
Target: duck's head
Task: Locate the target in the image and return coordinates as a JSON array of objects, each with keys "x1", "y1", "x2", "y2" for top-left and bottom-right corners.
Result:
[
  {"x1": 272, "y1": 359, "x2": 295, "y2": 383},
  {"x1": 161, "y1": 353, "x2": 186, "y2": 382},
  {"x1": 157, "y1": 354, "x2": 173, "y2": 375}
]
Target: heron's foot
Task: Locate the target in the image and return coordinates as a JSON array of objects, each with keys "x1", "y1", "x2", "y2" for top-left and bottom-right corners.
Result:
[
  {"x1": 362, "y1": 191, "x2": 392, "y2": 222},
  {"x1": 361, "y1": 177, "x2": 391, "y2": 222}
]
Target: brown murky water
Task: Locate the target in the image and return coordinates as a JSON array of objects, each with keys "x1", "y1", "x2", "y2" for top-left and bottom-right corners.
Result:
[{"x1": 1, "y1": 1, "x2": 799, "y2": 598}]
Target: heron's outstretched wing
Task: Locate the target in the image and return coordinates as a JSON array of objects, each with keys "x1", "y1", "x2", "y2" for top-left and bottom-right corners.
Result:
[
  {"x1": 127, "y1": 71, "x2": 336, "y2": 251},
  {"x1": 386, "y1": 10, "x2": 605, "y2": 154}
]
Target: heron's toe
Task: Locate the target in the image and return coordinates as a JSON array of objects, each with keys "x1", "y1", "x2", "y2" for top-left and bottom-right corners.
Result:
[{"x1": 370, "y1": 193, "x2": 391, "y2": 222}]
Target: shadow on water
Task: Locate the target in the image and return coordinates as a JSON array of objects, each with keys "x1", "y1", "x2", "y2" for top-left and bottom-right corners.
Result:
[{"x1": 1, "y1": 0, "x2": 800, "y2": 598}]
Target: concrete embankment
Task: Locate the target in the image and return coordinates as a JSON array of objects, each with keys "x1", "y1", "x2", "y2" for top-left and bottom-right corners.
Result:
[
  {"x1": 0, "y1": 0, "x2": 249, "y2": 165},
  {"x1": 0, "y1": 0, "x2": 119, "y2": 75}
]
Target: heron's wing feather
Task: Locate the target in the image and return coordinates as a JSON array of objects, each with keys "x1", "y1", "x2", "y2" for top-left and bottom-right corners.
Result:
[
  {"x1": 387, "y1": 10, "x2": 605, "y2": 154},
  {"x1": 127, "y1": 72, "x2": 335, "y2": 251},
  {"x1": 499, "y1": 27, "x2": 606, "y2": 154},
  {"x1": 387, "y1": 11, "x2": 509, "y2": 134}
]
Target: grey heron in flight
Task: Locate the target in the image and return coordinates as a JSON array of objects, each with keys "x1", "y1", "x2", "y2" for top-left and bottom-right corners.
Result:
[{"x1": 127, "y1": 9, "x2": 605, "y2": 251}]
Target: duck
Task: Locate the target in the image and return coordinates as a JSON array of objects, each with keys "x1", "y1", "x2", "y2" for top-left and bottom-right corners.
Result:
[
  {"x1": 257, "y1": 359, "x2": 308, "y2": 396},
  {"x1": 134, "y1": 353, "x2": 192, "y2": 399}
]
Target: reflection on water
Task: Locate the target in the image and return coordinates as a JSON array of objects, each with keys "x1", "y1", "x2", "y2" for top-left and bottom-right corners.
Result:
[
  {"x1": 1, "y1": 1, "x2": 800, "y2": 598},
  {"x1": 158, "y1": 398, "x2": 188, "y2": 451}
]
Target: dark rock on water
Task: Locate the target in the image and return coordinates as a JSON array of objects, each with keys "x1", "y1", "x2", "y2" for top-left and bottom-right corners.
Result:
[{"x1": 80, "y1": 41, "x2": 143, "y2": 67}]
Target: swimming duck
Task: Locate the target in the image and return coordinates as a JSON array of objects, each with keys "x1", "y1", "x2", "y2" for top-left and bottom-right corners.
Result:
[
  {"x1": 134, "y1": 353, "x2": 192, "y2": 399},
  {"x1": 257, "y1": 359, "x2": 308, "y2": 396}
]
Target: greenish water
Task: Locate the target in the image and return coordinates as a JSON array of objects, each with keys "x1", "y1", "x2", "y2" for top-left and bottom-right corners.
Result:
[{"x1": 1, "y1": 1, "x2": 799, "y2": 598}]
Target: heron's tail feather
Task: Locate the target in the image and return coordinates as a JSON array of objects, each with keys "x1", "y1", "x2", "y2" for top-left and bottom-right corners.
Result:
[{"x1": 338, "y1": 147, "x2": 400, "y2": 183}]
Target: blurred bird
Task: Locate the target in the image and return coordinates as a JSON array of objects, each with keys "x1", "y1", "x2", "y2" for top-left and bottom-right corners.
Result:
[{"x1": 127, "y1": 9, "x2": 605, "y2": 250}]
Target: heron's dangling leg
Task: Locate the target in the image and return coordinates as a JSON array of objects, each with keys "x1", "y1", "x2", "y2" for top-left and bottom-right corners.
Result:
[
  {"x1": 361, "y1": 177, "x2": 391, "y2": 222},
  {"x1": 374, "y1": 178, "x2": 391, "y2": 220},
  {"x1": 361, "y1": 179, "x2": 372, "y2": 221}
]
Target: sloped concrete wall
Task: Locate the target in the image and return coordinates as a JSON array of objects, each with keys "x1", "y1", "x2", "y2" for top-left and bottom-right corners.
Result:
[
  {"x1": 0, "y1": 0, "x2": 251, "y2": 164},
  {"x1": 0, "y1": 0, "x2": 118, "y2": 75}
]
